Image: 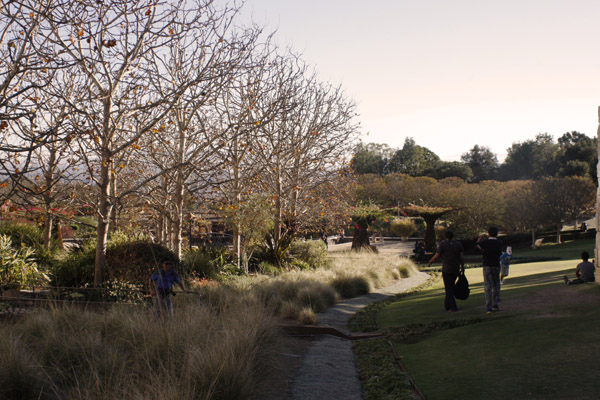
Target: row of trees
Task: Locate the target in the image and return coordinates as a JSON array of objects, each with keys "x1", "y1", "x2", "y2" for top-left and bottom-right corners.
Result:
[
  {"x1": 353, "y1": 132, "x2": 598, "y2": 183},
  {"x1": 356, "y1": 173, "x2": 596, "y2": 244},
  {"x1": 0, "y1": 0, "x2": 359, "y2": 285}
]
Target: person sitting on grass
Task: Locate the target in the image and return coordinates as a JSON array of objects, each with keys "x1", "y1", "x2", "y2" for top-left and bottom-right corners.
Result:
[{"x1": 563, "y1": 251, "x2": 595, "y2": 285}]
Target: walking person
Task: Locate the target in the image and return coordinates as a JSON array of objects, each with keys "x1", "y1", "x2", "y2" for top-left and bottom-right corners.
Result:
[
  {"x1": 427, "y1": 231, "x2": 464, "y2": 312},
  {"x1": 477, "y1": 227, "x2": 503, "y2": 314},
  {"x1": 149, "y1": 260, "x2": 188, "y2": 318},
  {"x1": 499, "y1": 246, "x2": 513, "y2": 284}
]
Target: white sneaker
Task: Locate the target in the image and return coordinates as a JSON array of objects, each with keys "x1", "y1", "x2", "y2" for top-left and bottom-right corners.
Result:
[{"x1": 500, "y1": 279, "x2": 504, "y2": 285}]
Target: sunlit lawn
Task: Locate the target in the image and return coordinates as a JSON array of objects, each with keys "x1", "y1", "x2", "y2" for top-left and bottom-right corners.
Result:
[
  {"x1": 463, "y1": 238, "x2": 595, "y2": 265},
  {"x1": 377, "y1": 256, "x2": 600, "y2": 400}
]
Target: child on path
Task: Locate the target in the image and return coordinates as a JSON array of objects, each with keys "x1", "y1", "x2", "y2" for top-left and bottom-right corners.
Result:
[{"x1": 499, "y1": 246, "x2": 512, "y2": 284}]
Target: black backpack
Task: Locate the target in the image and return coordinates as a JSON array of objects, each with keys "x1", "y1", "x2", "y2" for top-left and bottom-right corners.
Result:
[{"x1": 454, "y1": 270, "x2": 470, "y2": 300}]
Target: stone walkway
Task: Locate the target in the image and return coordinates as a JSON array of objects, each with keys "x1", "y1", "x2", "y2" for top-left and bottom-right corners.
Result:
[{"x1": 291, "y1": 266, "x2": 430, "y2": 400}]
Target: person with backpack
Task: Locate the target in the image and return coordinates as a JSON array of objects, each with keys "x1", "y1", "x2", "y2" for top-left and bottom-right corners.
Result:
[
  {"x1": 427, "y1": 230, "x2": 464, "y2": 312},
  {"x1": 477, "y1": 227, "x2": 503, "y2": 314},
  {"x1": 149, "y1": 260, "x2": 188, "y2": 318}
]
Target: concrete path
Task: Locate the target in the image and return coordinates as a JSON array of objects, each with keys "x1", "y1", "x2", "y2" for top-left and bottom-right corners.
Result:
[{"x1": 292, "y1": 241, "x2": 429, "y2": 400}]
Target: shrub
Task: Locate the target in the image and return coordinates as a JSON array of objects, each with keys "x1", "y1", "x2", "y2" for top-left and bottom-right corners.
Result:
[
  {"x1": 0, "y1": 222, "x2": 43, "y2": 249},
  {"x1": 251, "y1": 277, "x2": 337, "y2": 317},
  {"x1": 105, "y1": 241, "x2": 178, "y2": 285},
  {"x1": 330, "y1": 275, "x2": 370, "y2": 299},
  {"x1": 0, "y1": 222, "x2": 58, "y2": 258},
  {"x1": 51, "y1": 240, "x2": 178, "y2": 288},
  {"x1": 279, "y1": 300, "x2": 301, "y2": 320},
  {"x1": 390, "y1": 218, "x2": 417, "y2": 238},
  {"x1": 398, "y1": 266, "x2": 410, "y2": 278},
  {"x1": 109, "y1": 229, "x2": 152, "y2": 245},
  {"x1": 0, "y1": 235, "x2": 50, "y2": 287},
  {"x1": 101, "y1": 279, "x2": 145, "y2": 303},
  {"x1": 297, "y1": 307, "x2": 316, "y2": 325},
  {"x1": 289, "y1": 239, "x2": 330, "y2": 269},
  {"x1": 182, "y1": 248, "x2": 219, "y2": 279},
  {"x1": 50, "y1": 242, "x2": 96, "y2": 287},
  {"x1": 288, "y1": 258, "x2": 311, "y2": 271},
  {"x1": 295, "y1": 283, "x2": 337, "y2": 313},
  {"x1": 256, "y1": 261, "x2": 279, "y2": 276}
]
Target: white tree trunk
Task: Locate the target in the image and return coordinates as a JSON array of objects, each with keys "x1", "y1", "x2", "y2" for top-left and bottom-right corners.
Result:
[
  {"x1": 595, "y1": 106, "x2": 600, "y2": 282},
  {"x1": 173, "y1": 172, "x2": 184, "y2": 260},
  {"x1": 43, "y1": 212, "x2": 53, "y2": 252},
  {"x1": 94, "y1": 162, "x2": 113, "y2": 287}
]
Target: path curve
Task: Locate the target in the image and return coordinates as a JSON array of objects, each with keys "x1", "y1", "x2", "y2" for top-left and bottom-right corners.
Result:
[{"x1": 292, "y1": 241, "x2": 429, "y2": 400}]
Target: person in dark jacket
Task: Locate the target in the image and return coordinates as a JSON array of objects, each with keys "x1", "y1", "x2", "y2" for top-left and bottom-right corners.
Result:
[
  {"x1": 428, "y1": 231, "x2": 464, "y2": 312},
  {"x1": 477, "y1": 227, "x2": 503, "y2": 314}
]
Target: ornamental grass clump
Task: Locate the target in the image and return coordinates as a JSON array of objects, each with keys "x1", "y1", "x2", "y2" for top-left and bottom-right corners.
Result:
[
  {"x1": 250, "y1": 275, "x2": 337, "y2": 317},
  {"x1": 328, "y1": 251, "x2": 416, "y2": 290},
  {"x1": 330, "y1": 275, "x2": 371, "y2": 298},
  {"x1": 0, "y1": 298, "x2": 279, "y2": 400},
  {"x1": 390, "y1": 218, "x2": 417, "y2": 239}
]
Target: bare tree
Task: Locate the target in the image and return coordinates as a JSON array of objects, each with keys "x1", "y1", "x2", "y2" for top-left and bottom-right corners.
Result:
[
  {"x1": 0, "y1": 0, "x2": 70, "y2": 204},
  {"x1": 3, "y1": 71, "x2": 84, "y2": 251},
  {"x1": 36, "y1": 0, "x2": 255, "y2": 286},
  {"x1": 253, "y1": 55, "x2": 359, "y2": 262},
  {"x1": 140, "y1": 16, "x2": 267, "y2": 259},
  {"x1": 209, "y1": 49, "x2": 297, "y2": 270}
]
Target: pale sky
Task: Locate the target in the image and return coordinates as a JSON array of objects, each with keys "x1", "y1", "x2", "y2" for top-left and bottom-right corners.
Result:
[{"x1": 239, "y1": 0, "x2": 600, "y2": 161}]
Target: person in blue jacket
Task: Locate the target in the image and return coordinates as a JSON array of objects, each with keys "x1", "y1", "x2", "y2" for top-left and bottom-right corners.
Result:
[
  {"x1": 499, "y1": 246, "x2": 513, "y2": 284},
  {"x1": 149, "y1": 260, "x2": 188, "y2": 318}
]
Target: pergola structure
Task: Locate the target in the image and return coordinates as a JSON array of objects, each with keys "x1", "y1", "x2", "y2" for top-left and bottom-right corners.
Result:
[{"x1": 404, "y1": 204, "x2": 453, "y2": 253}]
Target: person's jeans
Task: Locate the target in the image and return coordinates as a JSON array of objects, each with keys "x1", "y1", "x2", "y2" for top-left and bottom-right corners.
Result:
[
  {"x1": 483, "y1": 266, "x2": 501, "y2": 309},
  {"x1": 154, "y1": 294, "x2": 173, "y2": 318},
  {"x1": 442, "y1": 272, "x2": 458, "y2": 311}
]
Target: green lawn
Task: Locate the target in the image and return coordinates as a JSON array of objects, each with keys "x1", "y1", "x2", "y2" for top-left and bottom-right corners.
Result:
[
  {"x1": 463, "y1": 238, "x2": 595, "y2": 265},
  {"x1": 375, "y1": 253, "x2": 600, "y2": 399}
]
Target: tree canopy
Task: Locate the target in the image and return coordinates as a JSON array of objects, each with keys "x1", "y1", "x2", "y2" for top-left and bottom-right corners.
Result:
[{"x1": 352, "y1": 132, "x2": 597, "y2": 184}]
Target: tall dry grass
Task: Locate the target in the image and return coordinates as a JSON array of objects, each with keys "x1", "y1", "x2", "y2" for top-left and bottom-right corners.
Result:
[
  {"x1": 0, "y1": 298, "x2": 279, "y2": 400},
  {"x1": 0, "y1": 251, "x2": 418, "y2": 399},
  {"x1": 216, "y1": 251, "x2": 417, "y2": 323}
]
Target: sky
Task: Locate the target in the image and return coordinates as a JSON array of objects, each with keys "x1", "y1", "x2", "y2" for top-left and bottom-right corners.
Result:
[{"x1": 238, "y1": 0, "x2": 600, "y2": 161}]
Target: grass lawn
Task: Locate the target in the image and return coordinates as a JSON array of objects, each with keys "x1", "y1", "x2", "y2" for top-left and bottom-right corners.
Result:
[
  {"x1": 463, "y1": 238, "x2": 595, "y2": 265},
  {"x1": 374, "y1": 252, "x2": 600, "y2": 399}
]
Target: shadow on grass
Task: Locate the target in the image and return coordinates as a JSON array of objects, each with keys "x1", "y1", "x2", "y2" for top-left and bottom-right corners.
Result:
[{"x1": 369, "y1": 263, "x2": 600, "y2": 400}]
